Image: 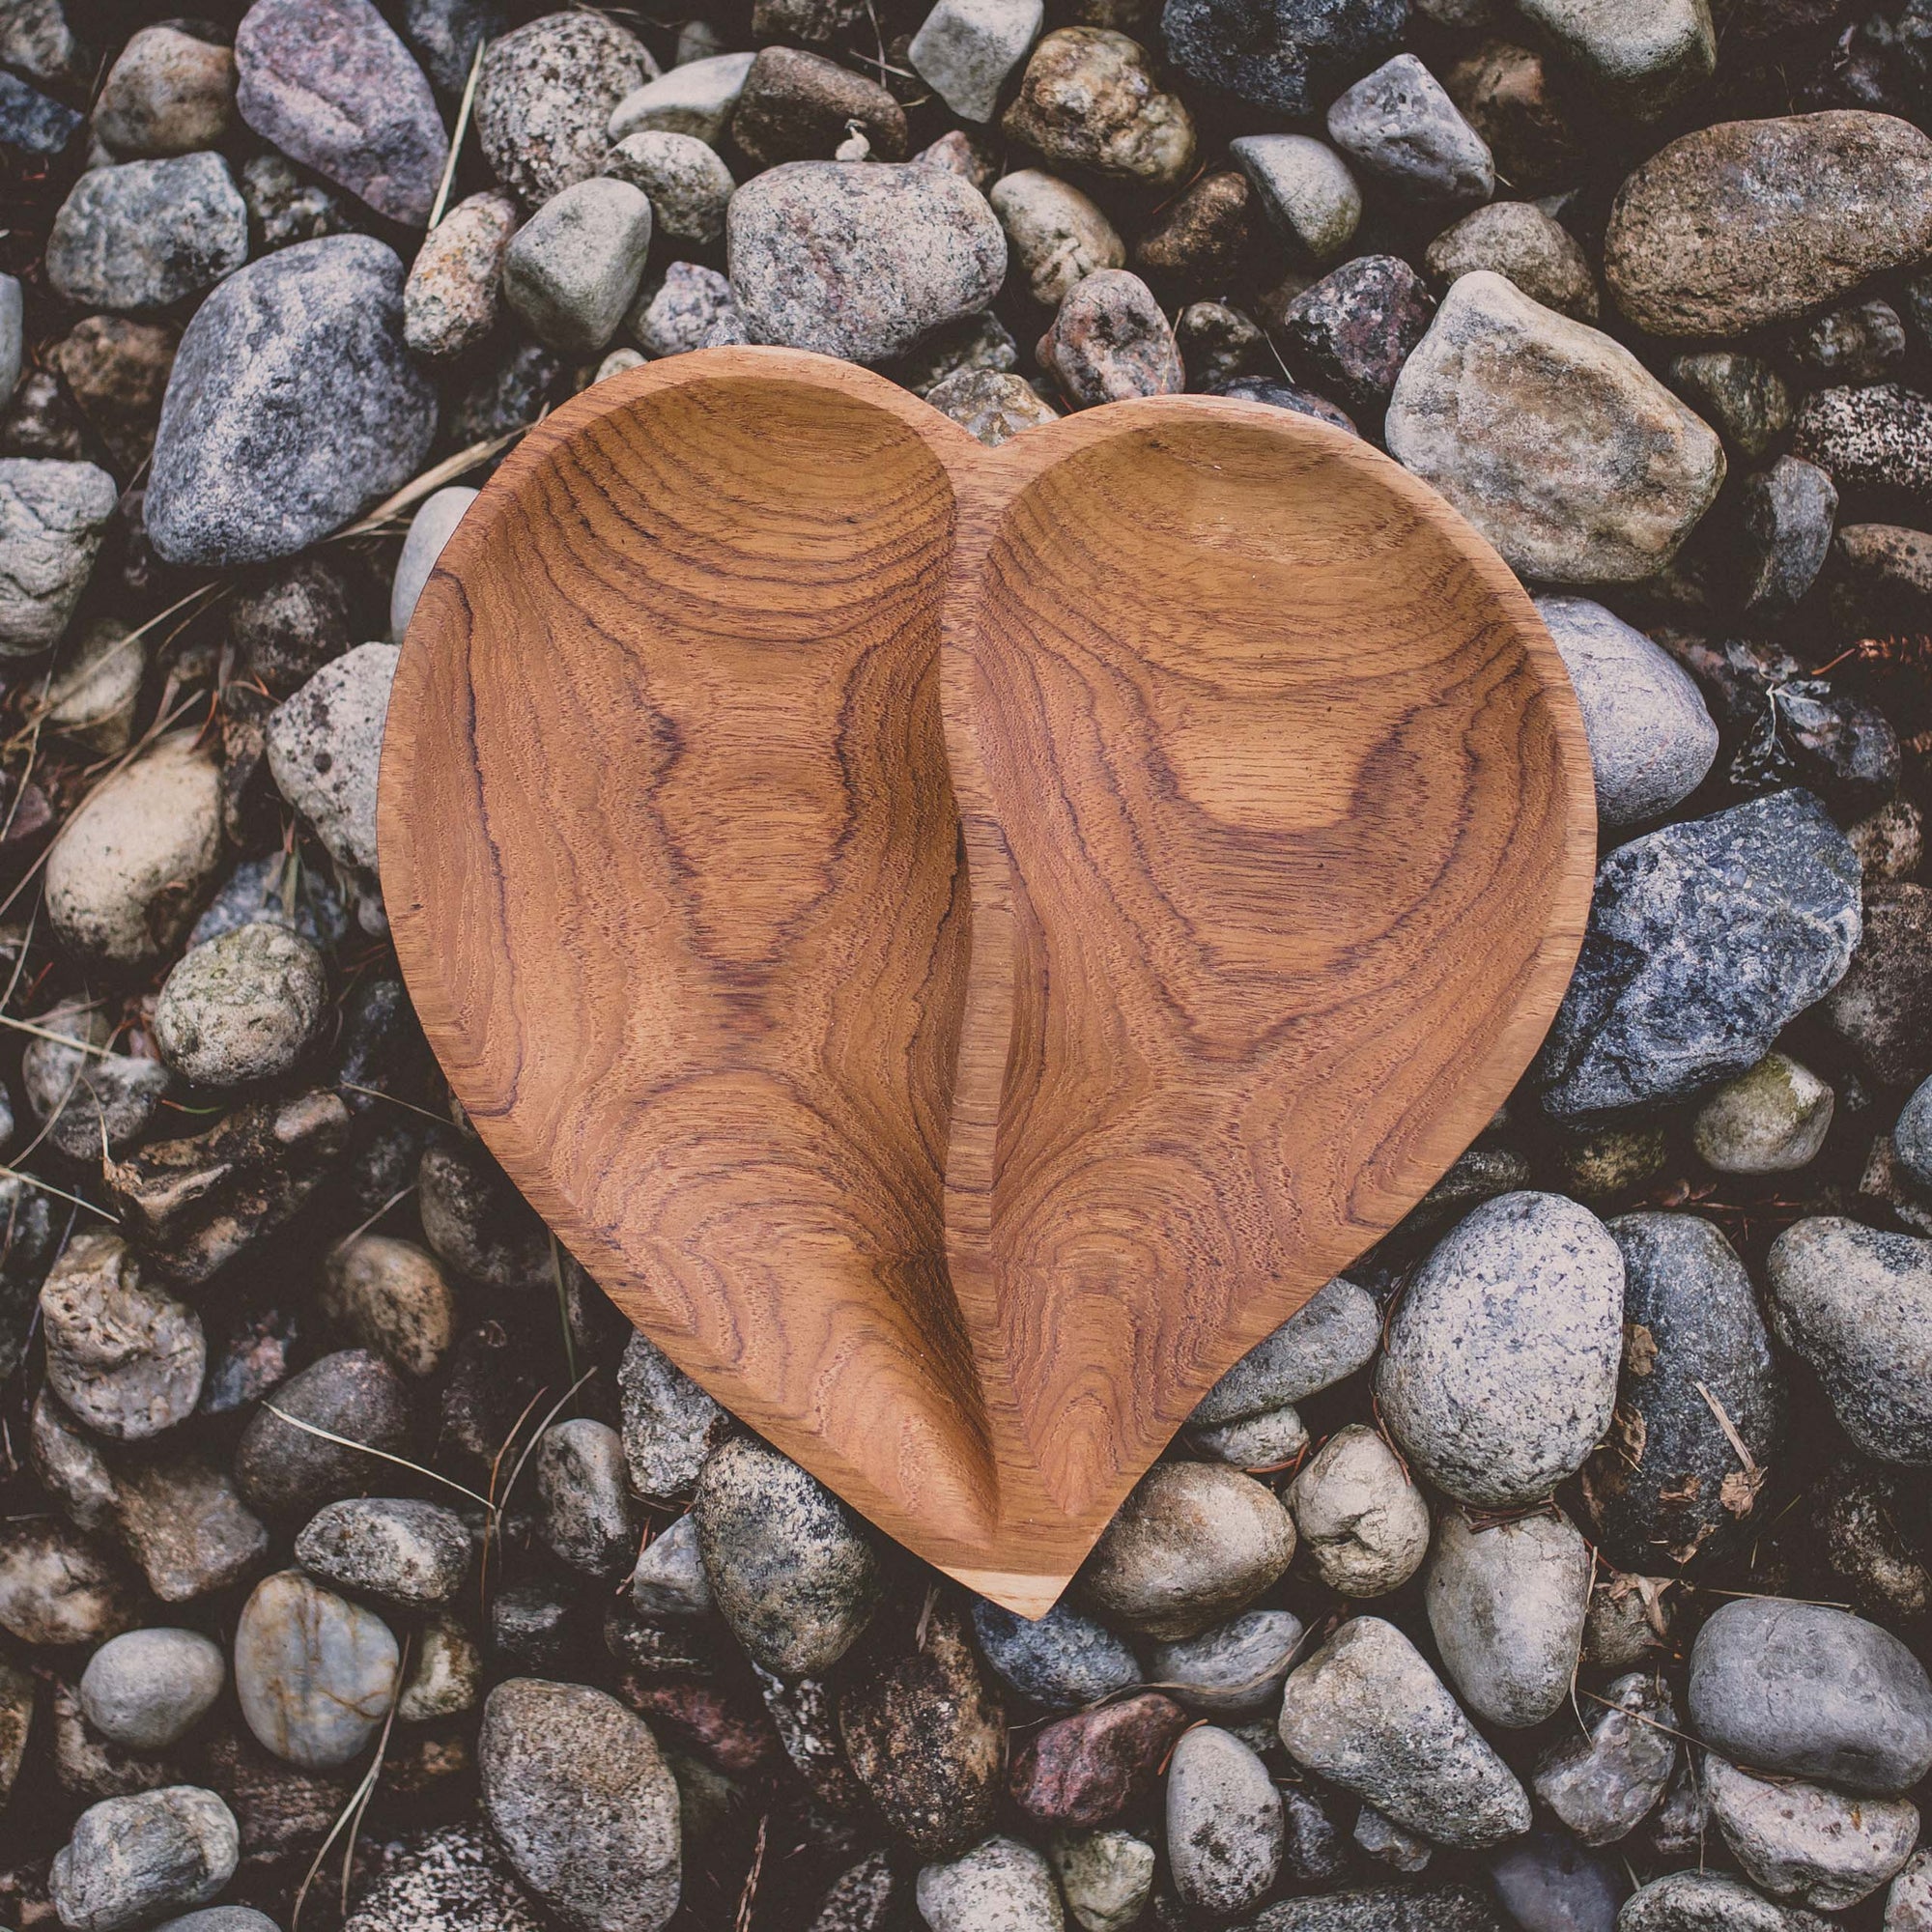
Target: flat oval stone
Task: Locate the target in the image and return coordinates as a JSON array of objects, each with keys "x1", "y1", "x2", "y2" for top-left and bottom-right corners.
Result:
[
  {"x1": 971, "y1": 1597, "x2": 1141, "y2": 1711},
  {"x1": 234, "y1": 1569, "x2": 400, "y2": 1770},
  {"x1": 1605, "y1": 112, "x2": 1932, "y2": 339},
  {"x1": 80, "y1": 1628, "x2": 225, "y2": 1749},
  {"x1": 1150, "y1": 1608, "x2": 1304, "y2": 1715},
  {"x1": 1166, "y1": 1725, "x2": 1283, "y2": 1917}
]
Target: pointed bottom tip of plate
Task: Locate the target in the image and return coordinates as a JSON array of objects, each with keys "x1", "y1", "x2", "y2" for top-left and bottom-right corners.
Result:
[{"x1": 939, "y1": 1564, "x2": 1076, "y2": 1621}]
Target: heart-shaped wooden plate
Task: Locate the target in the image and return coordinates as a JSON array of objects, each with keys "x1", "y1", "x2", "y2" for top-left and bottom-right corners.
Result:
[{"x1": 381, "y1": 346, "x2": 1596, "y2": 1614}]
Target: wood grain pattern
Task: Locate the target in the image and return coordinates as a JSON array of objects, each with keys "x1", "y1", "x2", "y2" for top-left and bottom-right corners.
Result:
[{"x1": 380, "y1": 346, "x2": 1596, "y2": 1613}]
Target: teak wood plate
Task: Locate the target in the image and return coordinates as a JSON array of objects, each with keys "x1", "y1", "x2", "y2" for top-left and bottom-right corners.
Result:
[{"x1": 380, "y1": 345, "x2": 1597, "y2": 1615}]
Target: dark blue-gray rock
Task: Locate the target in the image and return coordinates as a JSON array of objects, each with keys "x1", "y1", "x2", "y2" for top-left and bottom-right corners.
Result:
[
  {"x1": 1425, "y1": 1507, "x2": 1592, "y2": 1729},
  {"x1": 233, "y1": 1347, "x2": 413, "y2": 1518},
  {"x1": 1738, "y1": 456, "x2": 1838, "y2": 619},
  {"x1": 235, "y1": 0, "x2": 448, "y2": 226},
  {"x1": 1376, "y1": 1191, "x2": 1624, "y2": 1508},
  {"x1": 50, "y1": 1787, "x2": 240, "y2": 1931},
  {"x1": 1536, "y1": 790, "x2": 1861, "y2": 1123},
  {"x1": 1765, "y1": 1217, "x2": 1932, "y2": 1464},
  {"x1": 1490, "y1": 1833, "x2": 1624, "y2": 1932},
  {"x1": 0, "y1": 457, "x2": 118, "y2": 654},
  {"x1": 1533, "y1": 1670, "x2": 1677, "y2": 1845},
  {"x1": 295, "y1": 1497, "x2": 470, "y2": 1609},
  {"x1": 727, "y1": 161, "x2": 1006, "y2": 365},
  {"x1": 1327, "y1": 55, "x2": 1494, "y2": 206},
  {"x1": 695, "y1": 1435, "x2": 881, "y2": 1678},
  {"x1": 535, "y1": 1418, "x2": 637, "y2": 1579},
  {"x1": 0, "y1": 69, "x2": 81, "y2": 156},
  {"x1": 1167, "y1": 1725, "x2": 1284, "y2": 1916},
  {"x1": 1688, "y1": 1598, "x2": 1932, "y2": 1795},
  {"x1": 476, "y1": 12, "x2": 656, "y2": 209},
  {"x1": 146, "y1": 236, "x2": 436, "y2": 567},
  {"x1": 1277, "y1": 255, "x2": 1432, "y2": 416},
  {"x1": 480, "y1": 1678, "x2": 681, "y2": 1932},
  {"x1": 46, "y1": 154, "x2": 249, "y2": 312},
  {"x1": 1617, "y1": 1872, "x2": 1824, "y2": 1931},
  {"x1": 1162, "y1": 0, "x2": 1405, "y2": 117},
  {"x1": 1192, "y1": 1278, "x2": 1379, "y2": 1428},
  {"x1": 972, "y1": 1597, "x2": 1141, "y2": 1710},
  {"x1": 1580, "y1": 1213, "x2": 1785, "y2": 1571},
  {"x1": 401, "y1": 0, "x2": 507, "y2": 94},
  {"x1": 1793, "y1": 383, "x2": 1932, "y2": 503},
  {"x1": 1277, "y1": 1617, "x2": 1530, "y2": 1849},
  {"x1": 155, "y1": 1913, "x2": 283, "y2": 1932},
  {"x1": 1898, "y1": 1073, "x2": 1932, "y2": 1190},
  {"x1": 1151, "y1": 1608, "x2": 1303, "y2": 1714},
  {"x1": 1242, "y1": 1885, "x2": 1508, "y2": 1930},
  {"x1": 1534, "y1": 597, "x2": 1717, "y2": 830},
  {"x1": 234, "y1": 1568, "x2": 400, "y2": 1770}
]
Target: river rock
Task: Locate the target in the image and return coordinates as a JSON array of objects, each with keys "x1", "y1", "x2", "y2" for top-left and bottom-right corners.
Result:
[
  {"x1": 629, "y1": 1514, "x2": 711, "y2": 1620},
  {"x1": 1278, "y1": 255, "x2": 1433, "y2": 416},
  {"x1": 1278, "y1": 1617, "x2": 1531, "y2": 1848},
  {"x1": 338, "y1": 1820, "x2": 544, "y2": 1932},
  {"x1": 1038, "y1": 269, "x2": 1182, "y2": 406},
  {"x1": 1534, "y1": 596, "x2": 1718, "y2": 827},
  {"x1": 0, "y1": 456, "x2": 117, "y2": 654},
  {"x1": 1004, "y1": 29, "x2": 1193, "y2": 187},
  {"x1": 629, "y1": 260, "x2": 747, "y2": 355},
  {"x1": 235, "y1": 0, "x2": 447, "y2": 225},
  {"x1": 1426, "y1": 200, "x2": 1596, "y2": 318},
  {"x1": 41, "y1": 1232, "x2": 204, "y2": 1440},
  {"x1": 729, "y1": 46, "x2": 905, "y2": 170},
  {"x1": 1164, "y1": 0, "x2": 1404, "y2": 117},
  {"x1": 535, "y1": 1418, "x2": 637, "y2": 1579},
  {"x1": 321, "y1": 1235, "x2": 455, "y2": 1382},
  {"x1": 1605, "y1": 112, "x2": 1932, "y2": 339},
  {"x1": 50, "y1": 1787, "x2": 240, "y2": 1932},
  {"x1": 94, "y1": 26, "x2": 237, "y2": 158},
  {"x1": 1619, "y1": 1872, "x2": 1826, "y2": 1930},
  {"x1": 1078, "y1": 1461, "x2": 1295, "y2": 1639},
  {"x1": 146, "y1": 236, "x2": 436, "y2": 566},
  {"x1": 235, "y1": 1569, "x2": 400, "y2": 1770},
  {"x1": 1051, "y1": 1829, "x2": 1152, "y2": 1932},
  {"x1": 46, "y1": 153, "x2": 248, "y2": 312},
  {"x1": 1150, "y1": 1607, "x2": 1303, "y2": 1714},
  {"x1": 1692, "y1": 1053, "x2": 1834, "y2": 1173},
  {"x1": 404, "y1": 191, "x2": 516, "y2": 355},
  {"x1": 295, "y1": 1497, "x2": 470, "y2": 1608},
  {"x1": 1534, "y1": 1670, "x2": 1677, "y2": 1844},
  {"x1": 989, "y1": 169, "x2": 1123, "y2": 306},
  {"x1": 609, "y1": 51, "x2": 754, "y2": 147},
  {"x1": 838, "y1": 1598, "x2": 1003, "y2": 1857},
  {"x1": 267, "y1": 642, "x2": 399, "y2": 877},
  {"x1": 1327, "y1": 55, "x2": 1494, "y2": 206},
  {"x1": 234, "y1": 1347, "x2": 413, "y2": 1518},
  {"x1": 917, "y1": 1835, "x2": 1063, "y2": 1932},
  {"x1": 1193, "y1": 1278, "x2": 1380, "y2": 1426},
  {"x1": 1167, "y1": 1725, "x2": 1283, "y2": 1916},
  {"x1": 695, "y1": 1435, "x2": 880, "y2": 1677},
  {"x1": 727, "y1": 161, "x2": 1004, "y2": 364},
  {"x1": 602, "y1": 130, "x2": 733, "y2": 249},
  {"x1": 1582, "y1": 1213, "x2": 1785, "y2": 1570},
  {"x1": 1009, "y1": 1690, "x2": 1190, "y2": 1825},
  {"x1": 618, "y1": 1332, "x2": 732, "y2": 1497},
  {"x1": 0, "y1": 1519, "x2": 143, "y2": 1647},
  {"x1": 971, "y1": 1598, "x2": 1143, "y2": 1709},
  {"x1": 1765, "y1": 1218, "x2": 1932, "y2": 1464},
  {"x1": 80, "y1": 1629, "x2": 225, "y2": 1750},
  {"x1": 1229, "y1": 134, "x2": 1361, "y2": 262},
  {"x1": 1690, "y1": 1598, "x2": 1932, "y2": 1794},
  {"x1": 1240, "y1": 1883, "x2": 1512, "y2": 1929},
  {"x1": 1536, "y1": 791, "x2": 1861, "y2": 1122},
  {"x1": 1705, "y1": 1753, "x2": 1918, "y2": 1911},
  {"x1": 481, "y1": 1679, "x2": 680, "y2": 1932},
  {"x1": 927, "y1": 367, "x2": 1060, "y2": 444},
  {"x1": 1425, "y1": 1506, "x2": 1592, "y2": 1727},
  {"x1": 1823, "y1": 883, "x2": 1932, "y2": 1087},
  {"x1": 910, "y1": 0, "x2": 1043, "y2": 122},
  {"x1": 1287, "y1": 1424, "x2": 1430, "y2": 1596},
  {"x1": 1519, "y1": 0, "x2": 1713, "y2": 117},
  {"x1": 1670, "y1": 350, "x2": 1794, "y2": 463},
  {"x1": 477, "y1": 12, "x2": 655, "y2": 208},
  {"x1": 155, "y1": 922, "x2": 327, "y2": 1088},
  {"x1": 504, "y1": 178, "x2": 653, "y2": 355},
  {"x1": 1385, "y1": 271, "x2": 1724, "y2": 582},
  {"x1": 1376, "y1": 1191, "x2": 1624, "y2": 1508}
]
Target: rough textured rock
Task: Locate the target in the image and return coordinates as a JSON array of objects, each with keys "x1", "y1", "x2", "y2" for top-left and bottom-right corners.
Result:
[
  {"x1": 1192, "y1": 1279, "x2": 1382, "y2": 1426},
  {"x1": 1690, "y1": 1598, "x2": 1932, "y2": 1795},
  {"x1": 602, "y1": 130, "x2": 734, "y2": 248},
  {"x1": 1037, "y1": 268, "x2": 1182, "y2": 405},
  {"x1": 234, "y1": 1569, "x2": 400, "y2": 1770},
  {"x1": 1003, "y1": 29, "x2": 1193, "y2": 186},
  {"x1": 1377, "y1": 1191, "x2": 1624, "y2": 1508},
  {"x1": 1704, "y1": 1754, "x2": 1918, "y2": 1911},
  {"x1": 1534, "y1": 597, "x2": 1717, "y2": 827},
  {"x1": 910, "y1": 0, "x2": 1044, "y2": 122},
  {"x1": 234, "y1": 1347, "x2": 412, "y2": 1519},
  {"x1": 503, "y1": 178, "x2": 652, "y2": 355},
  {"x1": 917, "y1": 1835, "x2": 1064, "y2": 1932},
  {"x1": 1692, "y1": 1052, "x2": 1835, "y2": 1173},
  {"x1": 989, "y1": 169, "x2": 1123, "y2": 306},
  {"x1": 46, "y1": 154, "x2": 248, "y2": 312},
  {"x1": 971, "y1": 1598, "x2": 1142, "y2": 1709},
  {"x1": 476, "y1": 12, "x2": 655, "y2": 208},
  {"x1": 146, "y1": 237, "x2": 437, "y2": 567},
  {"x1": 267, "y1": 643, "x2": 400, "y2": 877},
  {"x1": 1765, "y1": 1219, "x2": 1932, "y2": 1465},
  {"x1": 618, "y1": 1333, "x2": 731, "y2": 1498},
  {"x1": 295, "y1": 1498, "x2": 470, "y2": 1609},
  {"x1": 1079, "y1": 1461, "x2": 1295, "y2": 1639},
  {"x1": 1009, "y1": 1690, "x2": 1190, "y2": 1825},
  {"x1": 1426, "y1": 200, "x2": 1597, "y2": 317},
  {"x1": 727, "y1": 161, "x2": 1005, "y2": 364},
  {"x1": 1050, "y1": 1829, "x2": 1152, "y2": 1932},
  {"x1": 1163, "y1": 0, "x2": 1405, "y2": 117},
  {"x1": 927, "y1": 366, "x2": 1061, "y2": 443},
  {"x1": 1278, "y1": 255, "x2": 1434, "y2": 415},
  {"x1": 94, "y1": 26, "x2": 237, "y2": 158},
  {"x1": 0, "y1": 1518, "x2": 142, "y2": 1645},
  {"x1": 0, "y1": 457, "x2": 117, "y2": 654},
  {"x1": 1670, "y1": 350, "x2": 1794, "y2": 463},
  {"x1": 1327, "y1": 55, "x2": 1495, "y2": 205},
  {"x1": 1536, "y1": 791, "x2": 1861, "y2": 1122},
  {"x1": 339, "y1": 1822, "x2": 545, "y2": 1932},
  {"x1": 1386, "y1": 272, "x2": 1723, "y2": 582},
  {"x1": 1533, "y1": 1669, "x2": 1677, "y2": 1844},
  {"x1": 1822, "y1": 883, "x2": 1932, "y2": 1088},
  {"x1": 1618, "y1": 1871, "x2": 1825, "y2": 1931},
  {"x1": 1582, "y1": 1213, "x2": 1785, "y2": 1570},
  {"x1": 1166, "y1": 1725, "x2": 1283, "y2": 1916},
  {"x1": 480, "y1": 1678, "x2": 681, "y2": 1932},
  {"x1": 1519, "y1": 0, "x2": 1713, "y2": 116},
  {"x1": 694, "y1": 1435, "x2": 881, "y2": 1677},
  {"x1": 609, "y1": 51, "x2": 754, "y2": 147},
  {"x1": 404, "y1": 193, "x2": 517, "y2": 358},
  {"x1": 1276, "y1": 1617, "x2": 1531, "y2": 1848},
  {"x1": 50, "y1": 1787, "x2": 240, "y2": 1932},
  {"x1": 234, "y1": 0, "x2": 448, "y2": 225},
  {"x1": 1150, "y1": 1608, "x2": 1303, "y2": 1714},
  {"x1": 155, "y1": 922, "x2": 328, "y2": 1088},
  {"x1": 1605, "y1": 113, "x2": 1932, "y2": 338},
  {"x1": 1425, "y1": 1507, "x2": 1592, "y2": 1727},
  {"x1": 535, "y1": 1418, "x2": 636, "y2": 1578},
  {"x1": 1287, "y1": 1424, "x2": 1430, "y2": 1596}
]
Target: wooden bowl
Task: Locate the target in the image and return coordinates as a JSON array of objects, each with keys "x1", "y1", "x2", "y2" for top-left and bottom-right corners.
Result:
[{"x1": 380, "y1": 346, "x2": 1596, "y2": 1613}]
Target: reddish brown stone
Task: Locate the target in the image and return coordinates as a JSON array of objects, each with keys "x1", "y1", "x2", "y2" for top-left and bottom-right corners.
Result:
[
  {"x1": 54, "y1": 317, "x2": 178, "y2": 469},
  {"x1": 1443, "y1": 41, "x2": 1584, "y2": 195},
  {"x1": 1134, "y1": 170, "x2": 1258, "y2": 290},
  {"x1": 730, "y1": 47, "x2": 908, "y2": 171},
  {"x1": 620, "y1": 1673, "x2": 781, "y2": 1776},
  {"x1": 1009, "y1": 1690, "x2": 1190, "y2": 1825}
]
